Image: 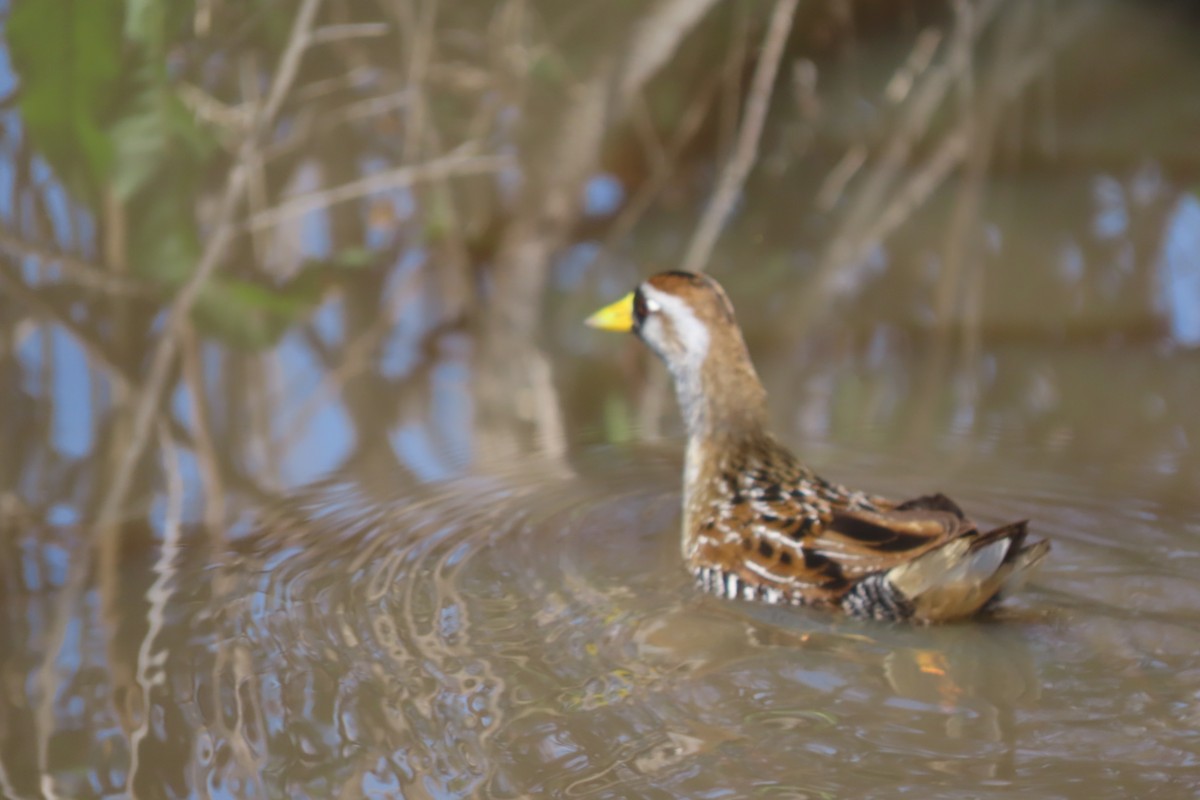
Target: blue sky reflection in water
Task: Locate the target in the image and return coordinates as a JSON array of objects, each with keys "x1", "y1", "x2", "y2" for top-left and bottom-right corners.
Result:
[
  {"x1": 1158, "y1": 194, "x2": 1200, "y2": 347},
  {"x1": 2, "y1": 1, "x2": 1200, "y2": 798}
]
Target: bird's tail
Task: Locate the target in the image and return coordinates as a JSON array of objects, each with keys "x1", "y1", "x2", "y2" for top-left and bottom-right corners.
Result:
[{"x1": 885, "y1": 521, "x2": 1050, "y2": 623}]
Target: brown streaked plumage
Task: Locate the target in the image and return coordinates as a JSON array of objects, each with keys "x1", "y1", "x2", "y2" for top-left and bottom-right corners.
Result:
[{"x1": 587, "y1": 271, "x2": 1049, "y2": 623}]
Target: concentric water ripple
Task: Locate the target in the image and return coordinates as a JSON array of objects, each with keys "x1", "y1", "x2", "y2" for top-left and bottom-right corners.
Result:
[
  {"x1": 133, "y1": 450, "x2": 690, "y2": 798},
  {"x1": 8, "y1": 446, "x2": 1200, "y2": 797}
]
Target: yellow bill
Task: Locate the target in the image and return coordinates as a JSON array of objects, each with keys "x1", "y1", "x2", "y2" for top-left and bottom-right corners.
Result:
[{"x1": 584, "y1": 292, "x2": 635, "y2": 332}]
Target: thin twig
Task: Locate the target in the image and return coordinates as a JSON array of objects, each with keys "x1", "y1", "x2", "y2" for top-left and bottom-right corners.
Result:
[
  {"x1": 0, "y1": 228, "x2": 154, "y2": 296},
  {"x1": 277, "y1": 260, "x2": 424, "y2": 457},
  {"x1": 180, "y1": 324, "x2": 227, "y2": 531},
  {"x1": 603, "y1": 61, "x2": 727, "y2": 249},
  {"x1": 489, "y1": 0, "x2": 725, "y2": 334},
  {"x1": 243, "y1": 149, "x2": 511, "y2": 231},
  {"x1": 680, "y1": 0, "x2": 798, "y2": 273},
  {"x1": 0, "y1": 262, "x2": 136, "y2": 389},
  {"x1": 820, "y1": 0, "x2": 999, "y2": 274},
  {"x1": 96, "y1": 0, "x2": 325, "y2": 528},
  {"x1": 397, "y1": 0, "x2": 439, "y2": 169},
  {"x1": 34, "y1": 538, "x2": 92, "y2": 800},
  {"x1": 307, "y1": 22, "x2": 390, "y2": 45},
  {"x1": 617, "y1": 0, "x2": 727, "y2": 106},
  {"x1": 830, "y1": 2, "x2": 1094, "y2": 280}
]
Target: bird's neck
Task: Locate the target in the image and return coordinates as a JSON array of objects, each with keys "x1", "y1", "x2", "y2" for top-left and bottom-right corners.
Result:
[
  {"x1": 671, "y1": 340, "x2": 768, "y2": 443},
  {"x1": 673, "y1": 342, "x2": 769, "y2": 507}
]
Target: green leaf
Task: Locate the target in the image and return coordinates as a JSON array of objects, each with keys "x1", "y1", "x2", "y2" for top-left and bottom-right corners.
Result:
[
  {"x1": 603, "y1": 392, "x2": 633, "y2": 443},
  {"x1": 110, "y1": 75, "x2": 215, "y2": 201},
  {"x1": 110, "y1": 103, "x2": 167, "y2": 201},
  {"x1": 125, "y1": 0, "x2": 197, "y2": 56},
  {"x1": 193, "y1": 276, "x2": 327, "y2": 349},
  {"x1": 126, "y1": 175, "x2": 201, "y2": 284},
  {"x1": 124, "y1": 0, "x2": 165, "y2": 49},
  {"x1": 330, "y1": 247, "x2": 377, "y2": 270},
  {"x1": 528, "y1": 52, "x2": 569, "y2": 86},
  {"x1": 8, "y1": 0, "x2": 126, "y2": 199}
]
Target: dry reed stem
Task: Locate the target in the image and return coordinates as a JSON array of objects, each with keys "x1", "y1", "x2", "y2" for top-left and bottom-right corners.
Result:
[{"x1": 681, "y1": 0, "x2": 798, "y2": 274}]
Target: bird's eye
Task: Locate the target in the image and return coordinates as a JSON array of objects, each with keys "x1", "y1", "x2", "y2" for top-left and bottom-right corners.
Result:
[
  {"x1": 635, "y1": 291, "x2": 660, "y2": 318},
  {"x1": 633, "y1": 291, "x2": 649, "y2": 322},
  {"x1": 633, "y1": 289, "x2": 662, "y2": 331}
]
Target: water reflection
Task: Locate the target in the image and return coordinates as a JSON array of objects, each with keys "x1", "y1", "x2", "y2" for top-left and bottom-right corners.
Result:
[
  {"x1": 2, "y1": 0, "x2": 1200, "y2": 796},
  {"x1": 1158, "y1": 194, "x2": 1200, "y2": 348},
  {"x1": 7, "y1": 450, "x2": 1200, "y2": 795}
]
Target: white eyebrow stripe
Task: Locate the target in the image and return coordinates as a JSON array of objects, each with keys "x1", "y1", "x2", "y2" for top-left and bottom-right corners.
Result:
[{"x1": 641, "y1": 284, "x2": 710, "y2": 365}]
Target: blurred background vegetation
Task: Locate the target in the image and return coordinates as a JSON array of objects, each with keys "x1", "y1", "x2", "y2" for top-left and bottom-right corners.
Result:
[{"x1": 3, "y1": 0, "x2": 1198, "y2": 532}]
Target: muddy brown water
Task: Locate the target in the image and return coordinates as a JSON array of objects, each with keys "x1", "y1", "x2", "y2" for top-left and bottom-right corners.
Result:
[
  {"x1": 4, "y1": 0, "x2": 1200, "y2": 797},
  {"x1": 8, "y1": 351, "x2": 1200, "y2": 798}
]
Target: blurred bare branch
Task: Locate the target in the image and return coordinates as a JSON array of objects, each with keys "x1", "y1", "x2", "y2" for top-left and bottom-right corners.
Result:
[
  {"x1": 617, "y1": 0, "x2": 728, "y2": 105},
  {"x1": 478, "y1": 0, "x2": 726, "y2": 460},
  {"x1": 96, "y1": 0, "x2": 326, "y2": 529},
  {"x1": 244, "y1": 148, "x2": 512, "y2": 231},
  {"x1": 682, "y1": 0, "x2": 798, "y2": 273},
  {"x1": 0, "y1": 228, "x2": 154, "y2": 296},
  {"x1": 0, "y1": 263, "x2": 135, "y2": 387},
  {"x1": 307, "y1": 22, "x2": 391, "y2": 46},
  {"x1": 488, "y1": 0, "x2": 726, "y2": 337},
  {"x1": 797, "y1": 0, "x2": 1098, "y2": 328},
  {"x1": 33, "y1": 542, "x2": 92, "y2": 800}
]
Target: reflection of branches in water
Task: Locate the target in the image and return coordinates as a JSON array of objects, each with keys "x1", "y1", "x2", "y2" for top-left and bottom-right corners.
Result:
[
  {"x1": 126, "y1": 423, "x2": 186, "y2": 791},
  {"x1": 611, "y1": 0, "x2": 1102, "y2": 440},
  {"x1": 157, "y1": 473, "x2": 549, "y2": 795},
  {"x1": 0, "y1": 0, "x2": 1161, "y2": 534},
  {"x1": 2, "y1": 0, "x2": 774, "y2": 507},
  {"x1": 96, "y1": 0, "x2": 327, "y2": 530}
]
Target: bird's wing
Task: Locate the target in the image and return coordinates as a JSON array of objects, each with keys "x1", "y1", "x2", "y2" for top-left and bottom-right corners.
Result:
[
  {"x1": 805, "y1": 505, "x2": 971, "y2": 576},
  {"x1": 698, "y1": 486, "x2": 975, "y2": 603}
]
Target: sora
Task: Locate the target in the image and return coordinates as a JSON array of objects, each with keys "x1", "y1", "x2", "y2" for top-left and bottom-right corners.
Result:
[{"x1": 587, "y1": 271, "x2": 1048, "y2": 622}]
